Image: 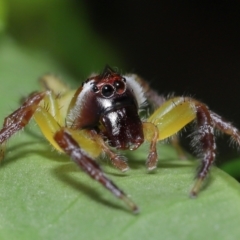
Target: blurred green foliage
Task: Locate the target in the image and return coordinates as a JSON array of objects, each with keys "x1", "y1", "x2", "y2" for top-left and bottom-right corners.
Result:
[
  {"x1": 0, "y1": 0, "x2": 7, "y2": 33},
  {"x1": 4, "y1": 0, "x2": 124, "y2": 77}
]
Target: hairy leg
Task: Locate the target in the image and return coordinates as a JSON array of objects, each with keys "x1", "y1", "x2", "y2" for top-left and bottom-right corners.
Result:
[
  {"x1": 210, "y1": 111, "x2": 240, "y2": 146},
  {"x1": 54, "y1": 128, "x2": 139, "y2": 213},
  {"x1": 0, "y1": 92, "x2": 46, "y2": 160},
  {"x1": 190, "y1": 103, "x2": 216, "y2": 196}
]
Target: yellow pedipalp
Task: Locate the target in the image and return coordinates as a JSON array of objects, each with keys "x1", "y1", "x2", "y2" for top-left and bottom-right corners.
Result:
[
  {"x1": 34, "y1": 106, "x2": 62, "y2": 152},
  {"x1": 148, "y1": 97, "x2": 196, "y2": 140}
]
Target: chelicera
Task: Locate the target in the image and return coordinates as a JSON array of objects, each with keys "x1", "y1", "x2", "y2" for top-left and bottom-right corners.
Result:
[{"x1": 0, "y1": 66, "x2": 240, "y2": 213}]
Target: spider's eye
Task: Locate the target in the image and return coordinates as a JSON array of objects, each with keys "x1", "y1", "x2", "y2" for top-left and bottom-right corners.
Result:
[
  {"x1": 114, "y1": 80, "x2": 126, "y2": 94},
  {"x1": 101, "y1": 84, "x2": 115, "y2": 97},
  {"x1": 92, "y1": 84, "x2": 99, "y2": 93}
]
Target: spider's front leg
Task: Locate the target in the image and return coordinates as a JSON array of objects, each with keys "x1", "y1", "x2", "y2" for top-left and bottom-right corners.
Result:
[
  {"x1": 54, "y1": 128, "x2": 139, "y2": 213},
  {"x1": 0, "y1": 92, "x2": 46, "y2": 160}
]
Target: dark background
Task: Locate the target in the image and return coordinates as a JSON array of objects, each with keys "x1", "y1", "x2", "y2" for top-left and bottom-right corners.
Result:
[{"x1": 82, "y1": 1, "x2": 240, "y2": 160}]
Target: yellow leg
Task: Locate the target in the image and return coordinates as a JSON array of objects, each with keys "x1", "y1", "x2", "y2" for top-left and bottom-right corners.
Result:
[
  {"x1": 42, "y1": 91, "x2": 63, "y2": 124},
  {"x1": 39, "y1": 75, "x2": 76, "y2": 121},
  {"x1": 148, "y1": 97, "x2": 221, "y2": 196},
  {"x1": 148, "y1": 97, "x2": 197, "y2": 140},
  {"x1": 39, "y1": 74, "x2": 69, "y2": 94},
  {"x1": 34, "y1": 106, "x2": 102, "y2": 158},
  {"x1": 34, "y1": 106, "x2": 62, "y2": 152}
]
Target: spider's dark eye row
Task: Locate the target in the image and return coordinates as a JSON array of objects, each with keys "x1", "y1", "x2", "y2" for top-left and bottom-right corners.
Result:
[
  {"x1": 114, "y1": 80, "x2": 126, "y2": 94},
  {"x1": 91, "y1": 78, "x2": 126, "y2": 97},
  {"x1": 101, "y1": 84, "x2": 115, "y2": 97},
  {"x1": 92, "y1": 84, "x2": 99, "y2": 92}
]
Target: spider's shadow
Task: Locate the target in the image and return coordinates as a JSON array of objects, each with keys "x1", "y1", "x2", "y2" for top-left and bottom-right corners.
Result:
[
  {"x1": 1, "y1": 142, "x2": 133, "y2": 213},
  {"x1": 0, "y1": 141, "x2": 67, "y2": 168},
  {"x1": 51, "y1": 163, "x2": 129, "y2": 213}
]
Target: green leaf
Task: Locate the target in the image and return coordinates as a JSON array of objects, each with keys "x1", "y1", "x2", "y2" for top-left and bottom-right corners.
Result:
[
  {"x1": 6, "y1": 0, "x2": 125, "y2": 76},
  {"x1": 220, "y1": 158, "x2": 240, "y2": 179},
  {"x1": 1, "y1": 38, "x2": 240, "y2": 240},
  {"x1": 0, "y1": 0, "x2": 7, "y2": 34}
]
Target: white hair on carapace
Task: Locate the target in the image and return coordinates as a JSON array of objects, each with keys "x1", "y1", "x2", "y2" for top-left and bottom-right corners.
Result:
[{"x1": 124, "y1": 74, "x2": 146, "y2": 107}]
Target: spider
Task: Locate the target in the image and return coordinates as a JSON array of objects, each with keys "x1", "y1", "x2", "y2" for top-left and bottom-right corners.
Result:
[{"x1": 0, "y1": 66, "x2": 240, "y2": 213}]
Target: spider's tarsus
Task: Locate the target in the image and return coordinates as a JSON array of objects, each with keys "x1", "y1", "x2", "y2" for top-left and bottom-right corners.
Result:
[
  {"x1": 147, "y1": 166, "x2": 157, "y2": 172},
  {"x1": 146, "y1": 151, "x2": 158, "y2": 171},
  {"x1": 189, "y1": 178, "x2": 203, "y2": 198},
  {"x1": 121, "y1": 195, "x2": 140, "y2": 214},
  {"x1": 121, "y1": 166, "x2": 130, "y2": 172},
  {"x1": 189, "y1": 191, "x2": 198, "y2": 198}
]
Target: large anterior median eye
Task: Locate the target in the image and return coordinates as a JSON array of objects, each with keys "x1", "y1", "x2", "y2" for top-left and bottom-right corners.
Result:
[
  {"x1": 101, "y1": 84, "x2": 115, "y2": 97},
  {"x1": 114, "y1": 80, "x2": 126, "y2": 94}
]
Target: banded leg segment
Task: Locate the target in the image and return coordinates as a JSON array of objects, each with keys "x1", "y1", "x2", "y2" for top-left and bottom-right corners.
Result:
[
  {"x1": 0, "y1": 92, "x2": 45, "y2": 144},
  {"x1": 0, "y1": 92, "x2": 46, "y2": 160},
  {"x1": 54, "y1": 128, "x2": 139, "y2": 213},
  {"x1": 210, "y1": 111, "x2": 240, "y2": 146},
  {"x1": 143, "y1": 122, "x2": 159, "y2": 170},
  {"x1": 148, "y1": 97, "x2": 218, "y2": 195},
  {"x1": 190, "y1": 104, "x2": 216, "y2": 196}
]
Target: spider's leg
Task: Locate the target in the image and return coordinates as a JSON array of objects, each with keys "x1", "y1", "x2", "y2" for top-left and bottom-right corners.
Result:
[
  {"x1": 142, "y1": 122, "x2": 159, "y2": 170},
  {"x1": 147, "y1": 96, "x2": 197, "y2": 165},
  {"x1": 210, "y1": 111, "x2": 240, "y2": 146},
  {"x1": 147, "y1": 96, "x2": 219, "y2": 195},
  {"x1": 190, "y1": 103, "x2": 216, "y2": 196},
  {"x1": 39, "y1": 74, "x2": 69, "y2": 94},
  {"x1": 136, "y1": 75, "x2": 187, "y2": 158},
  {"x1": 0, "y1": 92, "x2": 46, "y2": 159},
  {"x1": 54, "y1": 128, "x2": 139, "y2": 214}
]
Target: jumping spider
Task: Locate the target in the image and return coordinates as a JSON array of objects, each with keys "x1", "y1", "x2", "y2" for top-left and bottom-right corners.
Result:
[{"x1": 0, "y1": 66, "x2": 239, "y2": 213}]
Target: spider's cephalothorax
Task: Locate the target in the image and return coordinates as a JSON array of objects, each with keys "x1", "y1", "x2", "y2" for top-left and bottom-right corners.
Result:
[
  {"x1": 1, "y1": 66, "x2": 240, "y2": 213},
  {"x1": 67, "y1": 66, "x2": 145, "y2": 150}
]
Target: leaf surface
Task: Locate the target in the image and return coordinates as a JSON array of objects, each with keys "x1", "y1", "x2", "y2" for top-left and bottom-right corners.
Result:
[{"x1": 0, "y1": 39, "x2": 240, "y2": 240}]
